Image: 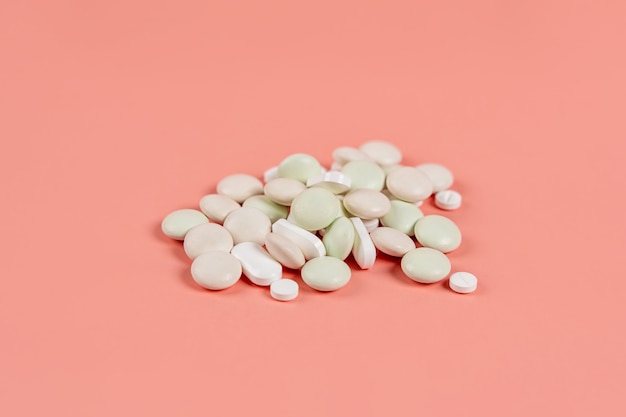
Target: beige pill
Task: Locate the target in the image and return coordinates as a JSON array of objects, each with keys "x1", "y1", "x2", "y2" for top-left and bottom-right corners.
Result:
[
  {"x1": 217, "y1": 174, "x2": 264, "y2": 203},
  {"x1": 183, "y1": 223, "x2": 234, "y2": 259},
  {"x1": 264, "y1": 178, "x2": 306, "y2": 206},
  {"x1": 332, "y1": 147, "x2": 372, "y2": 165},
  {"x1": 416, "y1": 163, "x2": 454, "y2": 192},
  {"x1": 223, "y1": 207, "x2": 272, "y2": 245},
  {"x1": 191, "y1": 251, "x2": 242, "y2": 290},
  {"x1": 199, "y1": 194, "x2": 241, "y2": 224},
  {"x1": 265, "y1": 232, "x2": 306, "y2": 269},
  {"x1": 386, "y1": 166, "x2": 434, "y2": 202},
  {"x1": 359, "y1": 141, "x2": 402, "y2": 166},
  {"x1": 370, "y1": 227, "x2": 415, "y2": 257},
  {"x1": 343, "y1": 189, "x2": 391, "y2": 220}
]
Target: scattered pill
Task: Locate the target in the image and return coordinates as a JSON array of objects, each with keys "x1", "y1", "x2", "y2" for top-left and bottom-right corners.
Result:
[
  {"x1": 306, "y1": 171, "x2": 352, "y2": 194},
  {"x1": 278, "y1": 153, "x2": 322, "y2": 183},
  {"x1": 359, "y1": 140, "x2": 402, "y2": 166},
  {"x1": 242, "y1": 195, "x2": 288, "y2": 223},
  {"x1": 265, "y1": 232, "x2": 306, "y2": 269},
  {"x1": 217, "y1": 174, "x2": 264, "y2": 203},
  {"x1": 380, "y1": 200, "x2": 423, "y2": 236},
  {"x1": 199, "y1": 194, "x2": 241, "y2": 224},
  {"x1": 414, "y1": 215, "x2": 462, "y2": 253},
  {"x1": 289, "y1": 188, "x2": 341, "y2": 231},
  {"x1": 264, "y1": 177, "x2": 307, "y2": 206},
  {"x1": 341, "y1": 160, "x2": 386, "y2": 191},
  {"x1": 191, "y1": 251, "x2": 242, "y2": 290},
  {"x1": 401, "y1": 247, "x2": 451, "y2": 283},
  {"x1": 272, "y1": 219, "x2": 326, "y2": 260},
  {"x1": 162, "y1": 209, "x2": 209, "y2": 240},
  {"x1": 231, "y1": 242, "x2": 282, "y2": 286},
  {"x1": 449, "y1": 272, "x2": 478, "y2": 294},
  {"x1": 386, "y1": 166, "x2": 434, "y2": 202},
  {"x1": 183, "y1": 223, "x2": 234, "y2": 259},
  {"x1": 270, "y1": 279, "x2": 299, "y2": 301},
  {"x1": 350, "y1": 217, "x2": 376, "y2": 269},
  {"x1": 301, "y1": 256, "x2": 351, "y2": 291},
  {"x1": 343, "y1": 189, "x2": 391, "y2": 220},
  {"x1": 223, "y1": 207, "x2": 272, "y2": 245},
  {"x1": 416, "y1": 163, "x2": 454, "y2": 192},
  {"x1": 370, "y1": 227, "x2": 415, "y2": 257},
  {"x1": 322, "y1": 217, "x2": 355, "y2": 260},
  {"x1": 434, "y1": 190, "x2": 462, "y2": 210}
]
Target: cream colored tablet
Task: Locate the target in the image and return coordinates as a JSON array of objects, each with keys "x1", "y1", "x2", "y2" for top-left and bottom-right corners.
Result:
[
  {"x1": 183, "y1": 223, "x2": 234, "y2": 259},
  {"x1": 199, "y1": 194, "x2": 241, "y2": 224},
  {"x1": 264, "y1": 232, "x2": 306, "y2": 269},
  {"x1": 217, "y1": 174, "x2": 264, "y2": 203},
  {"x1": 401, "y1": 248, "x2": 451, "y2": 283},
  {"x1": 342, "y1": 189, "x2": 391, "y2": 219},
  {"x1": 264, "y1": 177, "x2": 306, "y2": 206},
  {"x1": 191, "y1": 251, "x2": 241, "y2": 290},
  {"x1": 414, "y1": 215, "x2": 462, "y2": 253},
  {"x1": 161, "y1": 209, "x2": 209, "y2": 240},
  {"x1": 301, "y1": 256, "x2": 351, "y2": 291},
  {"x1": 370, "y1": 227, "x2": 415, "y2": 257},
  {"x1": 385, "y1": 166, "x2": 433, "y2": 202},
  {"x1": 223, "y1": 207, "x2": 272, "y2": 245}
]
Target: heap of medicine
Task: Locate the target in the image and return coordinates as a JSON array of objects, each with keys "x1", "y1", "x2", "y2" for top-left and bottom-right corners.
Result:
[{"x1": 161, "y1": 141, "x2": 477, "y2": 301}]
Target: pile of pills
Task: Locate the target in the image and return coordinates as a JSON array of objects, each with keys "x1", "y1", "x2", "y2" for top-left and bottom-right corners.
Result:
[{"x1": 161, "y1": 141, "x2": 477, "y2": 301}]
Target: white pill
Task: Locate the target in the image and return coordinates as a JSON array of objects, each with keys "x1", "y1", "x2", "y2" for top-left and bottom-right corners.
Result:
[
  {"x1": 301, "y1": 256, "x2": 351, "y2": 291},
  {"x1": 341, "y1": 160, "x2": 386, "y2": 191},
  {"x1": 332, "y1": 147, "x2": 372, "y2": 165},
  {"x1": 449, "y1": 272, "x2": 478, "y2": 294},
  {"x1": 343, "y1": 189, "x2": 391, "y2": 219},
  {"x1": 270, "y1": 279, "x2": 299, "y2": 301},
  {"x1": 183, "y1": 223, "x2": 234, "y2": 259},
  {"x1": 223, "y1": 207, "x2": 272, "y2": 245},
  {"x1": 362, "y1": 218, "x2": 379, "y2": 233},
  {"x1": 161, "y1": 209, "x2": 209, "y2": 240},
  {"x1": 386, "y1": 166, "x2": 434, "y2": 202},
  {"x1": 401, "y1": 247, "x2": 451, "y2": 283},
  {"x1": 370, "y1": 227, "x2": 415, "y2": 257},
  {"x1": 264, "y1": 177, "x2": 306, "y2": 206},
  {"x1": 350, "y1": 217, "x2": 376, "y2": 269},
  {"x1": 191, "y1": 251, "x2": 242, "y2": 290},
  {"x1": 265, "y1": 232, "x2": 306, "y2": 269},
  {"x1": 416, "y1": 163, "x2": 454, "y2": 192},
  {"x1": 217, "y1": 174, "x2": 264, "y2": 203},
  {"x1": 306, "y1": 171, "x2": 352, "y2": 194},
  {"x1": 199, "y1": 194, "x2": 241, "y2": 224},
  {"x1": 272, "y1": 219, "x2": 326, "y2": 260},
  {"x1": 435, "y1": 190, "x2": 462, "y2": 210},
  {"x1": 359, "y1": 140, "x2": 402, "y2": 166},
  {"x1": 414, "y1": 215, "x2": 462, "y2": 253},
  {"x1": 263, "y1": 166, "x2": 279, "y2": 183},
  {"x1": 231, "y1": 242, "x2": 282, "y2": 286}
]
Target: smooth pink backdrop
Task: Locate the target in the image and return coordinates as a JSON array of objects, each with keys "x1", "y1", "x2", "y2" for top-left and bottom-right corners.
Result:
[{"x1": 1, "y1": 1, "x2": 625, "y2": 416}]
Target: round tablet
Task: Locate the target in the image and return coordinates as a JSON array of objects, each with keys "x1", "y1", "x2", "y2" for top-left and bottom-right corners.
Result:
[
  {"x1": 191, "y1": 251, "x2": 242, "y2": 290},
  {"x1": 343, "y1": 189, "x2": 391, "y2": 219},
  {"x1": 217, "y1": 174, "x2": 264, "y2": 203},
  {"x1": 301, "y1": 256, "x2": 351, "y2": 291},
  {"x1": 449, "y1": 272, "x2": 478, "y2": 294},
  {"x1": 380, "y1": 200, "x2": 424, "y2": 236},
  {"x1": 223, "y1": 207, "x2": 272, "y2": 245},
  {"x1": 341, "y1": 161, "x2": 386, "y2": 191},
  {"x1": 386, "y1": 166, "x2": 434, "y2": 202},
  {"x1": 242, "y1": 195, "x2": 288, "y2": 223},
  {"x1": 161, "y1": 209, "x2": 209, "y2": 240},
  {"x1": 265, "y1": 232, "x2": 306, "y2": 269},
  {"x1": 306, "y1": 171, "x2": 352, "y2": 194},
  {"x1": 414, "y1": 215, "x2": 462, "y2": 253},
  {"x1": 370, "y1": 227, "x2": 415, "y2": 257},
  {"x1": 277, "y1": 153, "x2": 322, "y2": 183},
  {"x1": 264, "y1": 178, "x2": 306, "y2": 206},
  {"x1": 401, "y1": 248, "x2": 451, "y2": 283},
  {"x1": 270, "y1": 279, "x2": 299, "y2": 301},
  {"x1": 359, "y1": 141, "x2": 402, "y2": 166},
  {"x1": 183, "y1": 223, "x2": 234, "y2": 259},
  {"x1": 199, "y1": 194, "x2": 241, "y2": 224},
  {"x1": 290, "y1": 188, "x2": 340, "y2": 231},
  {"x1": 322, "y1": 217, "x2": 355, "y2": 260},
  {"x1": 332, "y1": 147, "x2": 372, "y2": 165},
  {"x1": 416, "y1": 163, "x2": 454, "y2": 192},
  {"x1": 434, "y1": 190, "x2": 462, "y2": 210}
]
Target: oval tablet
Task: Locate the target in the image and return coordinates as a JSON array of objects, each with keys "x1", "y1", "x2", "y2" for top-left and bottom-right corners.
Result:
[
  {"x1": 416, "y1": 163, "x2": 454, "y2": 192},
  {"x1": 217, "y1": 174, "x2": 264, "y2": 203},
  {"x1": 360, "y1": 140, "x2": 402, "y2": 166},
  {"x1": 270, "y1": 279, "x2": 299, "y2": 301},
  {"x1": 401, "y1": 247, "x2": 451, "y2": 283},
  {"x1": 199, "y1": 194, "x2": 241, "y2": 224},
  {"x1": 386, "y1": 166, "x2": 434, "y2": 202},
  {"x1": 414, "y1": 215, "x2": 462, "y2": 253},
  {"x1": 341, "y1": 160, "x2": 386, "y2": 191},
  {"x1": 322, "y1": 217, "x2": 355, "y2": 260},
  {"x1": 301, "y1": 256, "x2": 351, "y2": 291},
  {"x1": 223, "y1": 207, "x2": 272, "y2": 245},
  {"x1": 277, "y1": 153, "x2": 322, "y2": 183},
  {"x1": 183, "y1": 223, "x2": 234, "y2": 259},
  {"x1": 290, "y1": 188, "x2": 340, "y2": 231},
  {"x1": 264, "y1": 178, "x2": 306, "y2": 206},
  {"x1": 370, "y1": 227, "x2": 415, "y2": 257},
  {"x1": 191, "y1": 251, "x2": 241, "y2": 290},
  {"x1": 265, "y1": 232, "x2": 306, "y2": 269},
  {"x1": 332, "y1": 147, "x2": 372, "y2": 165},
  {"x1": 449, "y1": 272, "x2": 478, "y2": 294},
  {"x1": 350, "y1": 217, "x2": 376, "y2": 269},
  {"x1": 272, "y1": 219, "x2": 326, "y2": 260},
  {"x1": 380, "y1": 200, "x2": 424, "y2": 236},
  {"x1": 242, "y1": 195, "x2": 288, "y2": 223},
  {"x1": 231, "y1": 242, "x2": 282, "y2": 286},
  {"x1": 161, "y1": 209, "x2": 209, "y2": 240},
  {"x1": 343, "y1": 189, "x2": 391, "y2": 219}
]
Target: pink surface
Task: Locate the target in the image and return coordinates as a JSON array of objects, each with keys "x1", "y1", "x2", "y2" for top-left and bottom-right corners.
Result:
[{"x1": 1, "y1": 1, "x2": 625, "y2": 416}]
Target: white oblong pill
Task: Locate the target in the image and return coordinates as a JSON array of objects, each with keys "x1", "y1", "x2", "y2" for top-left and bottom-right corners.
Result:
[
  {"x1": 416, "y1": 163, "x2": 454, "y2": 192},
  {"x1": 350, "y1": 217, "x2": 376, "y2": 269},
  {"x1": 161, "y1": 209, "x2": 209, "y2": 240},
  {"x1": 265, "y1": 232, "x2": 306, "y2": 269},
  {"x1": 370, "y1": 227, "x2": 415, "y2": 257},
  {"x1": 449, "y1": 272, "x2": 478, "y2": 294},
  {"x1": 414, "y1": 214, "x2": 462, "y2": 253},
  {"x1": 183, "y1": 223, "x2": 234, "y2": 259},
  {"x1": 306, "y1": 171, "x2": 352, "y2": 194},
  {"x1": 386, "y1": 166, "x2": 434, "y2": 202},
  {"x1": 264, "y1": 166, "x2": 279, "y2": 183},
  {"x1": 270, "y1": 279, "x2": 299, "y2": 301},
  {"x1": 272, "y1": 219, "x2": 326, "y2": 260},
  {"x1": 342, "y1": 189, "x2": 391, "y2": 219},
  {"x1": 362, "y1": 218, "x2": 379, "y2": 233},
  {"x1": 401, "y1": 247, "x2": 451, "y2": 283},
  {"x1": 191, "y1": 251, "x2": 242, "y2": 290},
  {"x1": 223, "y1": 207, "x2": 272, "y2": 245},
  {"x1": 199, "y1": 194, "x2": 241, "y2": 224},
  {"x1": 359, "y1": 140, "x2": 402, "y2": 166},
  {"x1": 231, "y1": 242, "x2": 282, "y2": 286},
  {"x1": 301, "y1": 256, "x2": 351, "y2": 291},
  {"x1": 435, "y1": 190, "x2": 462, "y2": 210},
  {"x1": 264, "y1": 177, "x2": 307, "y2": 206},
  {"x1": 217, "y1": 174, "x2": 264, "y2": 203},
  {"x1": 332, "y1": 147, "x2": 372, "y2": 165}
]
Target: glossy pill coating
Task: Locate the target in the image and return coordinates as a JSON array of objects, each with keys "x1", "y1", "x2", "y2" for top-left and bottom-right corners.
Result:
[
  {"x1": 199, "y1": 194, "x2": 241, "y2": 224},
  {"x1": 301, "y1": 256, "x2": 351, "y2": 291},
  {"x1": 270, "y1": 279, "x2": 299, "y2": 301},
  {"x1": 343, "y1": 189, "x2": 391, "y2": 219},
  {"x1": 414, "y1": 215, "x2": 462, "y2": 253},
  {"x1": 183, "y1": 223, "x2": 234, "y2": 259},
  {"x1": 306, "y1": 171, "x2": 352, "y2": 194},
  {"x1": 161, "y1": 209, "x2": 209, "y2": 240},
  {"x1": 265, "y1": 232, "x2": 306, "y2": 269},
  {"x1": 223, "y1": 207, "x2": 272, "y2": 245},
  {"x1": 434, "y1": 190, "x2": 462, "y2": 210},
  {"x1": 191, "y1": 251, "x2": 242, "y2": 290},
  {"x1": 401, "y1": 247, "x2": 451, "y2": 283},
  {"x1": 332, "y1": 147, "x2": 372, "y2": 165},
  {"x1": 289, "y1": 188, "x2": 341, "y2": 231},
  {"x1": 341, "y1": 160, "x2": 386, "y2": 191},
  {"x1": 380, "y1": 200, "x2": 424, "y2": 236},
  {"x1": 277, "y1": 153, "x2": 322, "y2": 183},
  {"x1": 242, "y1": 195, "x2": 288, "y2": 223},
  {"x1": 416, "y1": 163, "x2": 454, "y2": 192},
  {"x1": 449, "y1": 272, "x2": 478, "y2": 294},
  {"x1": 264, "y1": 178, "x2": 306, "y2": 206},
  {"x1": 370, "y1": 227, "x2": 415, "y2": 257},
  {"x1": 231, "y1": 242, "x2": 282, "y2": 286},
  {"x1": 217, "y1": 174, "x2": 264, "y2": 203},
  {"x1": 350, "y1": 217, "x2": 376, "y2": 269},
  {"x1": 359, "y1": 141, "x2": 402, "y2": 166},
  {"x1": 322, "y1": 217, "x2": 355, "y2": 260},
  {"x1": 272, "y1": 219, "x2": 326, "y2": 259},
  {"x1": 386, "y1": 166, "x2": 434, "y2": 202}
]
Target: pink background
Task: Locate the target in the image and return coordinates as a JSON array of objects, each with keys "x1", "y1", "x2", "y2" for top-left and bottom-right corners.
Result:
[{"x1": 1, "y1": 1, "x2": 625, "y2": 416}]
